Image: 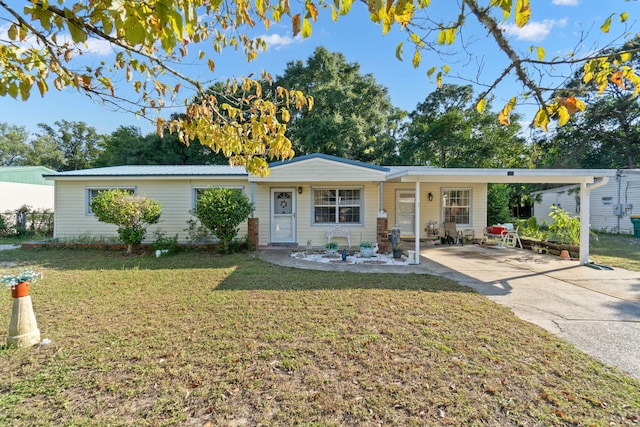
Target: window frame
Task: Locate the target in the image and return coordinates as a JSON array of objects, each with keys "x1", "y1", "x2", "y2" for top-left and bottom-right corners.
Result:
[
  {"x1": 86, "y1": 187, "x2": 136, "y2": 215},
  {"x1": 312, "y1": 187, "x2": 364, "y2": 225},
  {"x1": 441, "y1": 188, "x2": 472, "y2": 226}
]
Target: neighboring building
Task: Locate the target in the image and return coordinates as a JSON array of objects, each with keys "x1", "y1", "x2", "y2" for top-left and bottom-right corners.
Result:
[
  {"x1": 532, "y1": 170, "x2": 640, "y2": 234},
  {"x1": 44, "y1": 154, "x2": 615, "y2": 263},
  {"x1": 0, "y1": 166, "x2": 56, "y2": 212}
]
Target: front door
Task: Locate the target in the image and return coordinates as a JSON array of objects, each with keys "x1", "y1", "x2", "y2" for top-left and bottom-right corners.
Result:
[
  {"x1": 396, "y1": 190, "x2": 416, "y2": 237},
  {"x1": 271, "y1": 188, "x2": 296, "y2": 244}
]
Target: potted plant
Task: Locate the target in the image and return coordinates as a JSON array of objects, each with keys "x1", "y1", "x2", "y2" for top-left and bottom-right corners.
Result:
[
  {"x1": 325, "y1": 241, "x2": 339, "y2": 255},
  {"x1": 1, "y1": 268, "x2": 43, "y2": 298},
  {"x1": 392, "y1": 241, "x2": 403, "y2": 259},
  {"x1": 359, "y1": 242, "x2": 373, "y2": 258}
]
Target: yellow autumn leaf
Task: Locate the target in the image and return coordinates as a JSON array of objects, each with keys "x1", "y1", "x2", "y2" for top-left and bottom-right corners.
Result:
[
  {"x1": 498, "y1": 110, "x2": 509, "y2": 126},
  {"x1": 533, "y1": 108, "x2": 550, "y2": 132},
  {"x1": 301, "y1": 18, "x2": 312, "y2": 37},
  {"x1": 536, "y1": 46, "x2": 544, "y2": 61},
  {"x1": 427, "y1": 66, "x2": 437, "y2": 78},
  {"x1": 619, "y1": 52, "x2": 631, "y2": 63},
  {"x1": 7, "y1": 24, "x2": 17, "y2": 41},
  {"x1": 476, "y1": 98, "x2": 486, "y2": 113},
  {"x1": 436, "y1": 71, "x2": 442, "y2": 88},
  {"x1": 207, "y1": 59, "x2": 215, "y2": 72},
  {"x1": 412, "y1": 49, "x2": 421, "y2": 68},
  {"x1": 340, "y1": 0, "x2": 353, "y2": 14},
  {"x1": 281, "y1": 108, "x2": 290, "y2": 122},
  {"x1": 515, "y1": 0, "x2": 530, "y2": 27},
  {"x1": 556, "y1": 105, "x2": 570, "y2": 126},
  {"x1": 395, "y1": 42, "x2": 404, "y2": 61},
  {"x1": 600, "y1": 15, "x2": 612, "y2": 33},
  {"x1": 620, "y1": 12, "x2": 628, "y2": 23},
  {"x1": 330, "y1": 4, "x2": 338, "y2": 20},
  {"x1": 442, "y1": 64, "x2": 450, "y2": 73}
]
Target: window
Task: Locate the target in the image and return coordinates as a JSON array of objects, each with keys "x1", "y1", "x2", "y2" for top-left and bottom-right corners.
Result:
[
  {"x1": 443, "y1": 189, "x2": 471, "y2": 224},
  {"x1": 86, "y1": 187, "x2": 135, "y2": 214},
  {"x1": 192, "y1": 186, "x2": 244, "y2": 210},
  {"x1": 313, "y1": 188, "x2": 362, "y2": 224}
]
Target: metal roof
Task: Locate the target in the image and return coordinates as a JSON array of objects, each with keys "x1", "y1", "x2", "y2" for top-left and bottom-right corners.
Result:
[
  {"x1": 0, "y1": 166, "x2": 56, "y2": 186},
  {"x1": 44, "y1": 165, "x2": 248, "y2": 179},
  {"x1": 385, "y1": 166, "x2": 617, "y2": 184},
  {"x1": 270, "y1": 153, "x2": 390, "y2": 172}
]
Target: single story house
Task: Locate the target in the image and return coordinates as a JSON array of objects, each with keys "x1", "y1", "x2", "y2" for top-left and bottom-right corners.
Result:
[
  {"x1": 43, "y1": 154, "x2": 616, "y2": 264},
  {"x1": 0, "y1": 166, "x2": 56, "y2": 212},
  {"x1": 532, "y1": 169, "x2": 640, "y2": 234}
]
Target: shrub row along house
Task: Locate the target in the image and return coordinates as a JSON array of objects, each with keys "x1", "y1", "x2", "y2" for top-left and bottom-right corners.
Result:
[{"x1": 44, "y1": 153, "x2": 615, "y2": 264}]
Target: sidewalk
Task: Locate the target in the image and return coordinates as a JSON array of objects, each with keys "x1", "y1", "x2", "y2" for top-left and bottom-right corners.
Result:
[{"x1": 259, "y1": 244, "x2": 640, "y2": 380}]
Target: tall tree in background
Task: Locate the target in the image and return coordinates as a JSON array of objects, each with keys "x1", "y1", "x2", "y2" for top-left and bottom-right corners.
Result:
[
  {"x1": 0, "y1": 123, "x2": 28, "y2": 166},
  {"x1": 400, "y1": 85, "x2": 528, "y2": 168},
  {"x1": 24, "y1": 133, "x2": 66, "y2": 170},
  {"x1": 37, "y1": 120, "x2": 104, "y2": 171},
  {"x1": 275, "y1": 47, "x2": 397, "y2": 163},
  {"x1": 95, "y1": 125, "x2": 228, "y2": 167}
]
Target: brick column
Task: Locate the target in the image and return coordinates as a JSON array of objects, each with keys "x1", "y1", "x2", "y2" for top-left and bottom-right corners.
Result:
[
  {"x1": 248, "y1": 218, "x2": 259, "y2": 248},
  {"x1": 377, "y1": 217, "x2": 389, "y2": 254}
]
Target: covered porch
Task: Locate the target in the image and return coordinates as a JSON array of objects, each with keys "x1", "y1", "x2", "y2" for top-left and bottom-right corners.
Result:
[{"x1": 386, "y1": 168, "x2": 616, "y2": 265}]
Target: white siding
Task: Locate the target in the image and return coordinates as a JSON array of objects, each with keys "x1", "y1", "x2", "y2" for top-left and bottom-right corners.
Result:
[
  {"x1": 383, "y1": 182, "x2": 487, "y2": 240},
  {"x1": 254, "y1": 182, "x2": 380, "y2": 247},
  {"x1": 253, "y1": 158, "x2": 387, "y2": 183},
  {"x1": 533, "y1": 174, "x2": 640, "y2": 234},
  {"x1": 0, "y1": 182, "x2": 54, "y2": 211},
  {"x1": 54, "y1": 179, "x2": 249, "y2": 242}
]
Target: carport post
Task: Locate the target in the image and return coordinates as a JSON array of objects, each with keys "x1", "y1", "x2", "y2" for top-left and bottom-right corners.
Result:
[
  {"x1": 579, "y1": 182, "x2": 590, "y2": 265},
  {"x1": 414, "y1": 180, "x2": 420, "y2": 264},
  {"x1": 579, "y1": 177, "x2": 609, "y2": 265}
]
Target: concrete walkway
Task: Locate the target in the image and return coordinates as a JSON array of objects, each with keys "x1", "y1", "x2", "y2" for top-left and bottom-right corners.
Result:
[{"x1": 259, "y1": 244, "x2": 640, "y2": 380}]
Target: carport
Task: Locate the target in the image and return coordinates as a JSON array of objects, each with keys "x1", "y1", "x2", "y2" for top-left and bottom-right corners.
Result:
[{"x1": 386, "y1": 168, "x2": 617, "y2": 265}]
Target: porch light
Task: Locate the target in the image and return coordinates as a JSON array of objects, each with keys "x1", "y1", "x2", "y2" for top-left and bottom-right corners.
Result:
[
  {"x1": 428, "y1": 192, "x2": 433, "y2": 202},
  {"x1": 298, "y1": 186, "x2": 303, "y2": 194}
]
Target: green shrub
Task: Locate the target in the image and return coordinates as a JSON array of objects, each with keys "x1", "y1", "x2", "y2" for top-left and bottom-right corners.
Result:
[
  {"x1": 548, "y1": 206, "x2": 582, "y2": 245},
  {"x1": 184, "y1": 218, "x2": 215, "y2": 243},
  {"x1": 91, "y1": 189, "x2": 162, "y2": 254},
  {"x1": 193, "y1": 188, "x2": 253, "y2": 254},
  {"x1": 517, "y1": 217, "x2": 547, "y2": 241},
  {"x1": 151, "y1": 229, "x2": 180, "y2": 254}
]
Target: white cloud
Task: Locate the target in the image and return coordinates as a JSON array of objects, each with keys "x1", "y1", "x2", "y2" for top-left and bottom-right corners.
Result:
[
  {"x1": 551, "y1": 0, "x2": 578, "y2": 5},
  {"x1": 500, "y1": 18, "x2": 568, "y2": 42},
  {"x1": 256, "y1": 33, "x2": 302, "y2": 50}
]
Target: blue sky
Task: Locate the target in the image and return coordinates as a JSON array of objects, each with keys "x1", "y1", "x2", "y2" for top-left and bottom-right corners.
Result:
[{"x1": 1, "y1": 0, "x2": 638, "y2": 137}]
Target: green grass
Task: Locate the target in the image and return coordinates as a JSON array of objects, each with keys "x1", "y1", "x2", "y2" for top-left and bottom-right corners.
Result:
[
  {"x1": 591, "y1": 233, "x2": 640, "y2": 271},
  {"x1": 0, "y1": 247, "x2": 639, "y2": 426}
]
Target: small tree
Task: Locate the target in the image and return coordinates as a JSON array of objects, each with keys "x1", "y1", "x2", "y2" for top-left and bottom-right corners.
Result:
[
  {"x1": 194, "y1": 188, "x2": 253, "y2": 253},
  {"x1": 90, "y1": 189, "x2": 162, "y2": 254}
]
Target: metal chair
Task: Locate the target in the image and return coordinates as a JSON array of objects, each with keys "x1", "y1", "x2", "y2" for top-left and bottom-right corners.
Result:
[{"x1": 444, "y1": 222, "x2": 463, "y2": 246}]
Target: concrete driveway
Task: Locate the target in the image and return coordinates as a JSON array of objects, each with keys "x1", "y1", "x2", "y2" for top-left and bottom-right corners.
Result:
[{"x1": 422, "y1": 245, "x2": 640, "y2": 381}]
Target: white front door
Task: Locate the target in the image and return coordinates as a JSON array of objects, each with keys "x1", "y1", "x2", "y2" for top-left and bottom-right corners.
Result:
[
  {"x1": 271, "y1": 188, "x2": 296, "y2": 243},
  {"x1": 396, "y1": 190, "x2": 416, "y2": 237}
]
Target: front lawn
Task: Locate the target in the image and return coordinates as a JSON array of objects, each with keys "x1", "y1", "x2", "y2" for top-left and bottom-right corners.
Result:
[
  {"x1": 0, "y1": 248, "x2": 639, "y2": 426},
  {"x1": 591, "y1": 233, "x2": 640, "y2": 271}
]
